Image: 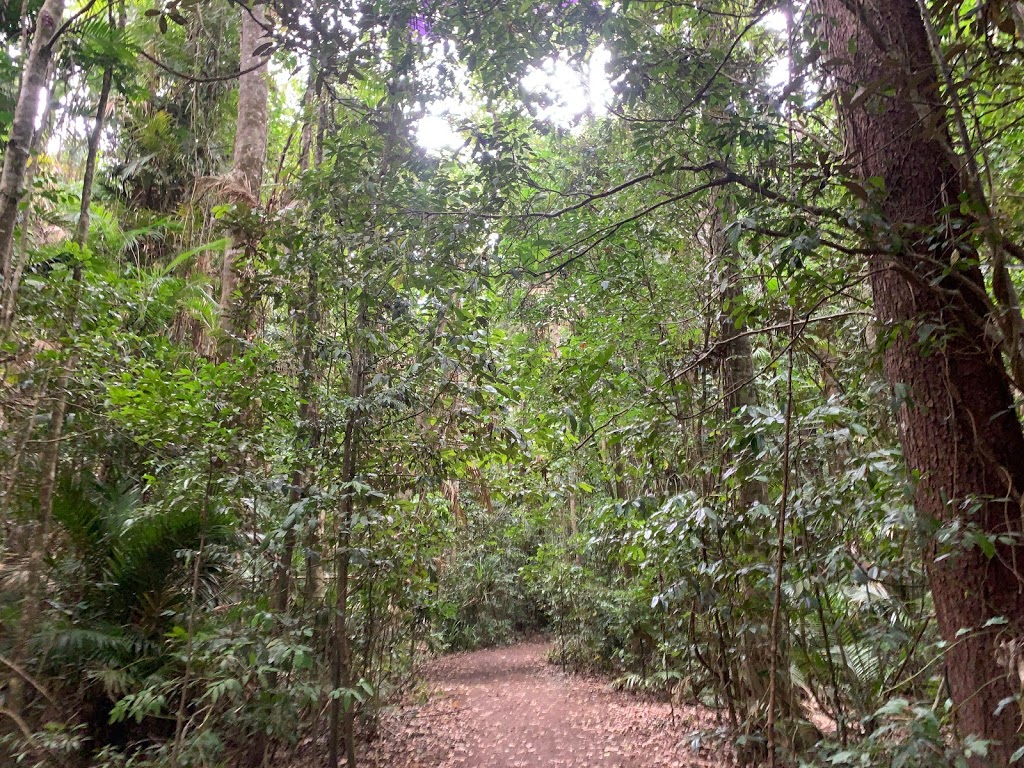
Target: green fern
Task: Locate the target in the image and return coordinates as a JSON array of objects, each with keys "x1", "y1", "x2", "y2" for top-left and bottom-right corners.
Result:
[{"x1": 51, "y1": 478, "x2": 236, "y2": 627}]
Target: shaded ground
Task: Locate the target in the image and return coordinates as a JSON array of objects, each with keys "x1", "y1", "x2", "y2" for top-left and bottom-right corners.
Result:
[{"x1": 363, "y1": 641, "x2": 728, "y2": 767}]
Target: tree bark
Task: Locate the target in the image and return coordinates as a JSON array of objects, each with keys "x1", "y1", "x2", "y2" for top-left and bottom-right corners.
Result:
[
  {"x1": 8, "y1": 48, "x2": 111, "y2": 716},
  {"x1": 73, "y1": 66, "x2": 113, "y2": 249},
  {"x1": 219, "y1": 1, "x2": 269, "y2": 349},
  {"x1": 297, "y1": 66, "x2": 319, "y2": 175},
  {"x1": 816, "y1": 0, "x2": 1024, "y2": 761},
  {"x1": 711, "y1": 192, "x2": 763, "y2": 508},
  {"x1": 709, "y1": 192, "x2": 807, "y2": 761},
  {"x1": 713, "y1": 195, "x2": 758, "y2": 419},
  {"x1": 232, "y1": 3, "x2": 270, "y2": 198},
  {"x1": 328, "y1": 321, "x2": 364, "y2": 768},
  {"x1": 0, "y1": 0, "x2": 65, "y2": 316},
  {"x1": 1, "y1": 89, "x2": 55, "y2": 337},
  {"x1": 275, "y1": 268, "x2": 319, "y2": 613}
]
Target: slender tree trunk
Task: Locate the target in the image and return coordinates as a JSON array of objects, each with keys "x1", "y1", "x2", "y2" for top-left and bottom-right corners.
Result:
[
  {"x1": 297, "y1": 67, "x2": 318, "y2": 176},
  {"x1": 329, "y1": 314, "x2": 365, "y2": 768},
  {"x1": 73, "y1": 67, "x2": 113, "y2": 248},
  {"x1": 0, "y1": 0, "x2": 65, "y2": 320},
  {"x1": 817, "y1": 1, "x2": 1024, "y2": 761},
  {"x1": 713, "y1": 196, "x2": 758, "y2": 419},
  {"x1": 275, "y1": 269, "x2": 319, "y2": 613},
  {"x1": 8, "y1": 53, "x2": 111, "y2": 714},
  {"x1": 1, "y1": 86, "x2": 56, "y2": 337},
  {"x1": 314, "y1": 93, "x2": 328, "y2": 168},
  {"x1": 171, "y1": 456, "x2": 214, "y2": 765},
  {"x1": 304, "y1": 507, "x2": 323, "y2": 604},
  {"x1": 300, "y1": 277, "x2": 323, "y2": 607},
  {"x1": 709, "y1": 192, "x2": 807, "y2": 760}
]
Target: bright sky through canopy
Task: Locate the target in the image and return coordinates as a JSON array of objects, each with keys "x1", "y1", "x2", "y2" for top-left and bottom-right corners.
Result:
[
  {"x1": 416, "y1": 9, "x2": 790, "y2": 154},
  {"x1": 415, "y1": 45, "x2": 613, "y2": 154}
]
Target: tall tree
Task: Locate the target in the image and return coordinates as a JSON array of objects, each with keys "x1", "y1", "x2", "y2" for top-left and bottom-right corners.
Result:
[
  {"x1": 8, "y1": 11, "x2": 112, "y2": 714},
  {"x1": 0, "y1": 0, "x2": 64, "y2": 320},
  {"x1": 816, "y1": 0, "x2": 1024, "y2": 760},
  {"x1": 274, "y1": 266, "x2": 319, "y2": 613},
  {"x1": 220, "y1": 1, "x2": 270, "y2": 350}
]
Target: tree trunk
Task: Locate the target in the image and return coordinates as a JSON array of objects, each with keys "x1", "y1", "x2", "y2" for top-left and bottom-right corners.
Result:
[
  {"x1": 710, "y1": 192, "x2": 807, "y2": 761},
  {"x1": 713, "y1": 196, "x2": 758, "y2": 418},
  {"x1": 712, "y1": 192, "x2": 763, "y2": 509},
  {"x1": 1, "y1": 88, "x2": 55, "y2": 337},
  {"x1": 232, "y1": 4, "x2": 270, "y2": 197},
  {"x1": 0, "y1": 0, "x2": 65, "y2": 313},
  {"x1": 816, "y1": 0, "x2": 1024, "y2": 761},
  {"x1": 8, "y1": 51, "x2": 111, "y2": 715},
  {"x1": 275, "y1": 268, "x2": 319, "y2": 613},
  {"x1": 329, "y1": 310, "x2": 365, "y2": 768},
  {"x1": 219, "y1": 1, "x2": 269, "y2": 349},
  {"x1": 73, "y1": 66, "x2": 113, "y2": 249},
  {"x1": 297, "y1": 66, "x2": 319, "y2": 175}
]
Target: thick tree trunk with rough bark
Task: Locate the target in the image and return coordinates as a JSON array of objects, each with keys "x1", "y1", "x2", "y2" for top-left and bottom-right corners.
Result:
[
  {"x1": 219, "y1": 2, "x2": 269, "y2": 349},
  {"x1": 816, "y1": 0, "x2": 1024, "y2": 761},
  {"x1": 0, "y1": 0, "x2": 64, "y2": 314},
  {"x1": 232, "y1": 4, "x2": 270, "y2": 196}
]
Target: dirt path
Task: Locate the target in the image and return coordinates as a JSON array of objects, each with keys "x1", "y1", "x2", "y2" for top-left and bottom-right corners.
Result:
[{"x1": 363, "y1": 642, "x2": 727, "y2": 767}]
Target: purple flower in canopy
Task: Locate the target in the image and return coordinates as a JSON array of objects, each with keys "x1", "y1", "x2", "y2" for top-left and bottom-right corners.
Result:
[
  {"x1": 408, "y1": 13, "x2": 432, "y2": 37},
  {"x1": 407, "y1": 1, "x2": 432, "y2": 39}
]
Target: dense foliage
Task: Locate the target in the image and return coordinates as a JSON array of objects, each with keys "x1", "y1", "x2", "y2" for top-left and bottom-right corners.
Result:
[{"x1": 2, "y1": 1, "x2": 1024, "y2": 766}]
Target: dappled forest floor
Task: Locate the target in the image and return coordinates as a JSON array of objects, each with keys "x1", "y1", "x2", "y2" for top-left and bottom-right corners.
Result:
[{"x1": 361, "y1": 642, "x2": 729, "y2": 767}]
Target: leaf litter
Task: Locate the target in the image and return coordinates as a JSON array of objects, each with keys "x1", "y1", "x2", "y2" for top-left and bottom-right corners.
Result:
[{"x1": 361, "y1": 641, "x2": 731, "y2": 767}]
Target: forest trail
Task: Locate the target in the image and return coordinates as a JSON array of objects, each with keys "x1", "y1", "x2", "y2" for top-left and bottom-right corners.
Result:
[{"x1": 363, "y1": 642, "x2": 726, "y2": 767}]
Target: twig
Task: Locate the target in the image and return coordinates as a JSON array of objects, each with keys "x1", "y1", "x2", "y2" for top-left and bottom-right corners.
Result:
[
  {"x1": 138, "y1": 49, "x2": 269, "y2": 84},
  {"x1": 0, "y1": 654, "x2": 57, "y2": 707},
  {"x1": 0, "y1": 707, "x2": 61, "y2": 766}
]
